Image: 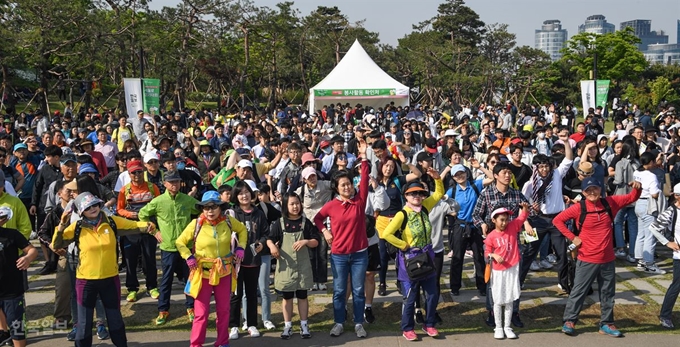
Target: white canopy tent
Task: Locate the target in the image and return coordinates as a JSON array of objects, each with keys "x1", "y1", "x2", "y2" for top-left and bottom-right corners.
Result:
[{"x1": 309, "y1": 40, "x2": 409, "y2": 115}]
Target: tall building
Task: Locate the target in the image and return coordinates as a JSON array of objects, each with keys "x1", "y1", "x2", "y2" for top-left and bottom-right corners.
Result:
[
  {"x1": 644, "y1": 43, "x2": 680, "y2": 65},
  {"x1": 620, "y1": 19, "x2": 668, "y2": 50},
  {"x1": 578, "y1": 15, "x2": 615, "y2": 34},
  {"x1": 535, "y1": 20, "x2": 568, "y2": 61},
  {"x1": 677, "y1": 20, "x2": 680, "y2": 44}
]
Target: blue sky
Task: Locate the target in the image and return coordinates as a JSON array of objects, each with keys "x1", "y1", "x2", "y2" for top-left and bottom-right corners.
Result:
[{"x1": 150, "y1": 0, "x2": 679, "y2": 48}]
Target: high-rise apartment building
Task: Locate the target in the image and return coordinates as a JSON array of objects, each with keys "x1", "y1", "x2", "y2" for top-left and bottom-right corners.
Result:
[
  {"x1": 578, "y1": 15, "x2": 615, "y2": 34},
  {"x1": 535, "y1": 20, "x2": 568, "y2": 61},
  {"x1": 620, "y1": 19, "x2": 669, "y2": 50}
]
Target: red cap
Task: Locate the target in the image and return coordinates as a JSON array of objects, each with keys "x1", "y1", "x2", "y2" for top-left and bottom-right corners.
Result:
[{"x1": 126, "y1": 159, "x2": 144, "y2": 173}]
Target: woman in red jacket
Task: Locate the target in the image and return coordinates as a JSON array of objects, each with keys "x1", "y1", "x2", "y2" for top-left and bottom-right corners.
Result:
[{"x1": 313, "y1": 138, "x2": 369, "y2": 339}]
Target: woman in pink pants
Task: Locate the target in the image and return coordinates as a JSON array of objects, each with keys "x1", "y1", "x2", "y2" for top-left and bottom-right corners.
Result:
[{"x1": 176, "y1": 191, "x2": 248, "y2": 347}]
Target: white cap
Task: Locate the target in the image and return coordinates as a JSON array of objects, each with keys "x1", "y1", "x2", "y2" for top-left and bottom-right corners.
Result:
[
  {"x1": 445, "y1": 129, "x2": 456, "y2": 137},
  {"x1": 237, "y1": 159, "x2": 253, "y2": 169},
  {"x1": 674, "y1": 183, "x2": 680, "y2": 195},
  {"x1": 384, "y1": 132, "x2": 393, "y2": 139},
  {"x1": 244, "y1": 179, "x2": 259, "y2": 192},
  {"x1": 143, "y1": 151, "x2": 159, "y2": 164}
]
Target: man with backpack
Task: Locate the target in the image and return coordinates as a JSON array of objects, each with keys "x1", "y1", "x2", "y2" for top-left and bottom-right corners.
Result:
[
  {"x1": 138, "y1": 171, "x2": 200, "y2": 326},
  {"x1": 116, "y1": 159, "x2": 161, "y2": 303},
  {"x1": 554, "y1": 177, "x2": 642, "y2": 337}
]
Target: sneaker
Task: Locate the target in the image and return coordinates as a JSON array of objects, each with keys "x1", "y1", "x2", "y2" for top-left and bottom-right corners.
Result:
[
  {"x1": 464, "y1": 250, "x2": 473, "y2": 258},
  {"x1": 355, "y1": 324, "x2": 367, "y2": 338},
  {"x1": 659, "y1": 316, "x2": 675, "y2": 329},
  {"x1": 38, "y1": 262, "x2": 57, "y2": 275},
  {"x1": 636, "y1": 260, "x2": 646, "y2": 270},
  {"x1": 402, "y1": 330, "x2": 417, "y2": 341},
  {"x1": 229, "y1": 327, "x2": 240, "y2": 340},
  {"x1": 546, "y1": 253, "x2": 558, "y2": 264},
  {"x1": 330, "y1": 323, "x2": 343, "y2": 337},
  {"x1": 187, "y1": 308, "x2": 195, "y2": 323},
  {"x1": 378, "y1": 283, "x2": 387, "y2": 296},
  {"x1": 446, "y1": 250, "x2": 453, "y2": 258},
  {"x1": 66, "y1": 327, "x2": 77, "y2": 341},
  {"x1": 511, "y1": 313, "x2": 524, "y2": 328},
  {"x1": 422, "y1": 326, "x2": 439, "y2": 337},
  {"x1": 242, "y1": 320, "x2": 248, "y2": 331},
  {"x1": 318, "y1": 283, "x2": 327, "y2": 291},
  {"x1": 562, "y1": 321, "x2": 575, "y2": 335},
  {"x1": 263, "y1": 320, "x2": 275, "y2": 330},
  {"x1": 30, "y1": 231, "x2": 38, "y2": 240},
  {"x1": 155, "y1": 311, "x2": 170, "y2": 325},
  {"x1": 415, "y1": 310, "x2": 424, "y2": 324},
  {"x1": 96, "y1": 325, "x2": 109, "y2": 340},
  {"x1": 149, "y1": 288, "x2": 160, "y2": 299},
  {"x1": 626, "y1": 255, "x2": 636, "y2": 263},
  {"x1": 0, "y1": 331, "x2": 12, "y2": 345},
  {"x1": 247, "y1": 326, "x2": 260, "y2": 337},
  {"x1": 126, "y1": 291, "x2": 137, "y2": 302},
  {"x1": 364, "y1": 307, "x2": 375, "y2": 324},
  {"x1": 614, "y1": 249, "x2": 627, "y2": 259},
  {"x1": 301, "y1": 324, "x2": 311, "y2": 339},
  {"x1": 494, "y1": 327, "x2": 505, "y2": 339},
  {"x1": 311, "y1": 283, "x2": 319, "y2": 290},
  {"x1": 504, "y1": 327, "x2": 517, "y2": 339},
  {"x1": 281, "y1": 326, "x2": 292, "y2": 339},
  {"x1": 645, "y1": 263, "x2": 667, "y2": 275},
  {"x1": 557, "y1": 283, "x2": 570, "y2": 294},
  {"x1": 539, "y1": 259, "x2": 553, "y2": 269},
  {"x1": 530, "y1": 260, "x2": 541, "y2": 271},
  {"x1": 450, "y1": 290, "x2": 460, "y2": 296},
  {"x1": 599, "y1": 323, "x2": 623, "y2": 337}
]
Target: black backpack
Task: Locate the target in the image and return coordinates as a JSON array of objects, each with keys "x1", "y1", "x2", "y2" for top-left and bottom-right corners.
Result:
[
  {"x1": 574, "y1": 198, "x2": 613, "y2": 235},
  {"x1": 385, "y1": 206, "x2": 429, "y2": 257},
  {"x1": 450, "y1": 181, "x2": 480, "y2": 199}
]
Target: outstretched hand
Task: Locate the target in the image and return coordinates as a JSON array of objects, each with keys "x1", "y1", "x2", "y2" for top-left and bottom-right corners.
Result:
[
  {"x1": 358, "y1": 138, "x2": 367, "y2": 158},
  {"x1": 427, "y1": 167, "x2": 441, "y2": 180}
]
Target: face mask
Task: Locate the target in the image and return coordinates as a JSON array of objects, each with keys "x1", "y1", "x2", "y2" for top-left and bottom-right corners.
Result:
[
  {"x1": 322, "y1": 147, "x2": 332, "y2": 155},
  {"x1": 538, "y1": 132, "x2": 546, "y2": 139},
  {"x1": 177, "y1": 162, "x2": 186, "y2": 170}
]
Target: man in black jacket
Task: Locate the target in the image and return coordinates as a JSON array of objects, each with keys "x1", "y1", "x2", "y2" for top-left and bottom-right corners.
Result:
[{"x1": 29, "y1": 145, "x2": 63, "y2": 275}]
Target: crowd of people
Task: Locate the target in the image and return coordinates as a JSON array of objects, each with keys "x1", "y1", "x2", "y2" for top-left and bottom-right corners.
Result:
[{"x1": 0, "y1": 100, "x2": 678, "y2": 347}]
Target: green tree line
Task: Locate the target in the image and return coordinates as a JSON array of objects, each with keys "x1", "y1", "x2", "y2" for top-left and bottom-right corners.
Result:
[{"x1": 0, "y1": 0, "x2": 677, "y2": 115}]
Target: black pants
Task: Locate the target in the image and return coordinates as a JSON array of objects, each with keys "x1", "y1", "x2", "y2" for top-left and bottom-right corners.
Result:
[
  {"x1": 415, "y1": 251, "x2": 444, "y2": 308},
  {"x1": 448, "y1": 218, "x2": 486, "y2": 292},
  {"x1": 310, "y1": 237, "x2": 328, "y2": 283},
  {"x1": 122, "y1": 234, "x2": 158, "y2": 292},
  {"x1": 230, "y1": 266, "x2": 259, "y2": 327},
  {"x1": 75, "y1": 276, "x2": 126, "y2": 347},
  {"x1": 520, "y1": 215, "x2": 569, "y2": 290}
]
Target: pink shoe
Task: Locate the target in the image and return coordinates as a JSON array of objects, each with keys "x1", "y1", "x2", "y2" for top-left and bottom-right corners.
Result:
[
  {"x1": 422, "y1": 326, "x2": 439, "y2": 337},
  {"x1": 402, "y1": 330, "x2": 418, "y2": 341}
]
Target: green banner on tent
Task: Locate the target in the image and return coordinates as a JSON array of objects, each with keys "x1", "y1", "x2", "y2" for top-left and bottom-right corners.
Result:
[
  {"x1": 314, "y1": 89, "x2": 396, "y2": 97},
  {"x1": 142, "y1": 79, "x2": 160, "y2": 114},
  {"x1": 596, "y1": 80, "x2": 610, "y2": 108}
]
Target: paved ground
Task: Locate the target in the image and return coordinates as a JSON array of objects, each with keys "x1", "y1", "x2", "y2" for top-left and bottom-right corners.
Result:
[
  {"x1": 20, "y1": 241, "x2": 680, "y2": 345},
  {"x1": 23, "y1": 330, "x2": 680, "y2": 347}
]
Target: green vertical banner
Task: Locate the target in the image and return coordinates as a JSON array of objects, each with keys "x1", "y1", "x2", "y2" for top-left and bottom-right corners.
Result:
[
  {"x1": 596, "y1": 80, "x2": 610, "y2": 109},
  {"x1": 142, "y1": 78, "x2": 160, "y2": 114}
]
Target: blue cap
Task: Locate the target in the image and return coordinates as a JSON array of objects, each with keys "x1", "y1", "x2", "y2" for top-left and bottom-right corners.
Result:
[
  {"x1": 78, "y1": 163, "x2": 98, "y2": 174},
  {"x1": 581, "y1": 177, "x2": 601, "y2": 191},
  {"x1": 13, "y1": 143, "x2": 27, "y2": 152},
  {"x1": 196, "y1": 190, "x2": 225, "y2": 208},
  {"x1": 451, "y1": 164, "x2": 467, "y2": 176},
  {"x1": 235, "y1": 148, "x2": 250, "y2": 157}
]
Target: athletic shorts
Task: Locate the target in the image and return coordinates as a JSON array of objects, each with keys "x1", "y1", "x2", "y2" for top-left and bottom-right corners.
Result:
[
  {"x1": 0, "y1": 295, "x2": 26, "y2": 341},
  {"x1": 366, "y1": 244, "x2": 381, "y2": 272}
]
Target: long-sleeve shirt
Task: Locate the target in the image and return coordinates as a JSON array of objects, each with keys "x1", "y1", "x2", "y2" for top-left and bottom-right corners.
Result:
[
  {"x1": 117, "y1": 182, "x2": 160, "y2": 219},
  {"x1": 472, "y1": 184, "x2": 529, "y2": 230},
  {"x1": 314, "y1": 159, "x2": 369, "y2": 254},
  {"x1": 0, "y1": 193, "x2": 33, "y2": 240},
  {"x1": 382, "y1": 179, "x2": 444, "y2": 251},
  {"x1": 31, "y1": 164, "x2": 61, "y2": 209},
  {"x1": 52, "y1": 215, "x2": 149, "y2": 280},
  {"x1": 553, "y1": 188, "x2": 641, "y2": 264},
  {"x1": 648, "y1": 205, "x2": 680, "y2": 260},
  {"x1": 138, "y1": 191, "x2": 200, "y2": 252},
  {"x1": 485, "y1": 210, "x2": 529, "y2": 270},
  {"x1": 87, "y1": 150, "x2": 109, "y2": 177}
]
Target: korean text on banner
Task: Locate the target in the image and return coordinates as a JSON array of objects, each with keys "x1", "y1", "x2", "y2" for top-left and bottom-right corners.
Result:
[{"x1": 123, "y1": 78, "x2": 143, "y2": 119}]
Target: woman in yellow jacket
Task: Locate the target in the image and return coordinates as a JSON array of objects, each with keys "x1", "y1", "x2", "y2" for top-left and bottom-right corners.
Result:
[
  {"x1": 176, "y1": 191, "x2": 248, "y2": 347},
  {"x1": 382, "y1": 168, "x2": 444, "y2": 342},
  {"x1": 52, "y1": 192, "x2": 156, "y2": 347}
]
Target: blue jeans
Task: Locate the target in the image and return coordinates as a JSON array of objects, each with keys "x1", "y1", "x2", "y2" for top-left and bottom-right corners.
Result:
[
  {"x1": 242, "y1": 255, "x2": 272, "y2": 322},
  {"x1": 660, "y1": 259, "x2": 680, "y2": 319},
  {"x1": 401, "y1": 276, "x2": 438, "y2": 331},
  {"x1": 634, "y1": 199, "x2": 656, "y2": 264},
  {"x1": 159, "y1": 250, "x2": 194, "y2": 312},
  {"x1": 330, "y1": 250, "x2": 368, "y2": 324},
  {"x1": 614, "y1": 206, "x2": 637, "y2": 252}
]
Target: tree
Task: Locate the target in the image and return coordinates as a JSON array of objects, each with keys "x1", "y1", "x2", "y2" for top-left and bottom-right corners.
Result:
[{"x1": 649, "y1": 76, "x2": 679, "y2": 107}]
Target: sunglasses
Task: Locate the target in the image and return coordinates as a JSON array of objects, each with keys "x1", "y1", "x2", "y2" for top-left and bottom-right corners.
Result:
[
  {"x1": 130, "y1": 170, "x2": 144, "y2": 175},
  {"x1": 83, "y1": 204, "x2": 100, "y2": 212},
  {"x1": 407, "y1": 191, "x2": 427, "y2": 198},
  {"x1": 0, "y1": 215, "x2": 8, "y2": 220},
  {"x1": 488, "y1": 161, "x2": 498, "y2": 165},
  {"x1": 147, "y1": 160, "x2": 159, "y2": 165},
  {"x1": 337, "y1": 155, "x2": 347, "y2": 160},
  {"x1": 202, "y1": 204, "x2": 220, "y2": 211}
]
